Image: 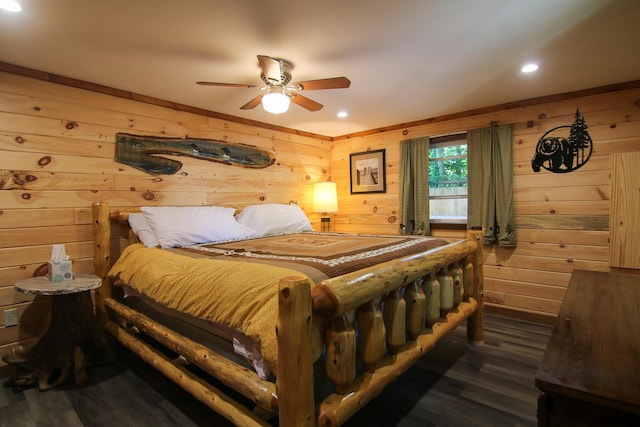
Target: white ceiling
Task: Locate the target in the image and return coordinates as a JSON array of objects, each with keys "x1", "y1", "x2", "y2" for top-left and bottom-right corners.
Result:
[{"x1": 1, "y1": 0, "x2": 639, "y2": 138}]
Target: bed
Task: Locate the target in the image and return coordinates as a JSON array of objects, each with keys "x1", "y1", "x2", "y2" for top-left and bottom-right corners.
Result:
[{"x1": 91, "y1": 201, "x2": 484, "y2": 427}]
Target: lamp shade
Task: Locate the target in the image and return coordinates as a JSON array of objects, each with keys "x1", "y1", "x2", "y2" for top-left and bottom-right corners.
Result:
[
  {"x1": 313, "y1": 182, "x2": 338, "y2": 213},
  {"x1": 262, "y1": 91, "x2": 290, "y2": 114}
]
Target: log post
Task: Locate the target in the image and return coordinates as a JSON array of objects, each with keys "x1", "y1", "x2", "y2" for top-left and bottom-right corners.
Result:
[
  {"x1": 422, "y1": 272, "x2": 440, "y2": 327},
  {"x1": 325, "y1": 316, "x2": 356, "y2": 394},
  {"x1": 277, "y1": 276, "x2": 315, "y2": 427},
  {"x1": 466, "y1": 230, "x2": 484, "y2": 343},
  {"x1": 404, "y1": 280, "x2": 426, "y2": 340},
  {"x1": 92, "y1": 201, "x2": 113, "y2": 325},
  {"x1": 382, "y1": 290, "x2": 406, "y2": 352},
  {"x1": 450, "y1": 262, "x2": 463, "y2": 307},
  {"x1": 357, "y1": 300, "x2": 387, "y2": 372},
  {"x1": 462, "y1": 255, "x2": 474, "y2": 301},
  {"x1": 437, "y1": 268, "x2": 454, "y2": 316}
]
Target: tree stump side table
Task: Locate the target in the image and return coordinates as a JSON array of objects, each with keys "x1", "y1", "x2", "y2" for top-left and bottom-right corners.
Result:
[{"x1": 3, "y1": 273, "x2": 115, "y2": 391}]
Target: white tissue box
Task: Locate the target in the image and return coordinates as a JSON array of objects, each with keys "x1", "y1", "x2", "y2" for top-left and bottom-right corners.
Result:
[{"x1": 48, "y1": 260, "x2": 73, "y2": 283}]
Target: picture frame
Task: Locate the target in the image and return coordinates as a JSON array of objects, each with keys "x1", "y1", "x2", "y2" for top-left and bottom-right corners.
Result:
[{"x1": 350, "y1": 149, "x2": 386, "y2": 194}]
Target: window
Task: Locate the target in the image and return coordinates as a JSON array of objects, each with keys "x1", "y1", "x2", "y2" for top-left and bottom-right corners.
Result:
[{"x1": 428, "y1": 135, "x2": 468, "y2": 223}]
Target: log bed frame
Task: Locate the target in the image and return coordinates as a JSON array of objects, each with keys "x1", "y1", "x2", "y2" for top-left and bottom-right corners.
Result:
[{"x1": 92, "y1": 201, "x2": 484, "y2": 427}]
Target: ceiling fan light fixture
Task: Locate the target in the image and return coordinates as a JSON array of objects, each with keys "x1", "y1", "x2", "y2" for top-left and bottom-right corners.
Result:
[
  {"x1": 262, "y1": 89, "x2": 290, "y2": 114},
  {"x1": 262, "y1": 87, "x2": 291, "y2": 114}
]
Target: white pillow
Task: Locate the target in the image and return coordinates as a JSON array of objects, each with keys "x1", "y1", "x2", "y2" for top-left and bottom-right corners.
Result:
[
  {"x1": 236, "y1": 203, "x2": 312, "y2": 236},
  {"x1": 128, "y1": 213, "x2": 160, "y2": 247},
  {"x1": 141, "y1": 206, "x2": 257, "y2": 248}
]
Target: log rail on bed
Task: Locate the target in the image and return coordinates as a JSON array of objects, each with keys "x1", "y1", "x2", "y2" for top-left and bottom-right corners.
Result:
[{"x1": 92, "y1": 201, "x2": 484, "y2": 427}]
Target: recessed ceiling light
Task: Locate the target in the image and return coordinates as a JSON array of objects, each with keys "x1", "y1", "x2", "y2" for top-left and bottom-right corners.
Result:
[
  {"x1": 337, "y1": 111, "x2": 348, "y2": 118},
  {"x1": 0, "y1": 0, "x2": 22, "y2": 12},
  {"x1": 521, "y1": 63, "x2": 539, "y2": 73}
]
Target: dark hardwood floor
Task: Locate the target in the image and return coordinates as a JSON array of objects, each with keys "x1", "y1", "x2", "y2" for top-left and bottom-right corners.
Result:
[{"x1": 0, "y1": 313, "x2": 551, "y2": 426}]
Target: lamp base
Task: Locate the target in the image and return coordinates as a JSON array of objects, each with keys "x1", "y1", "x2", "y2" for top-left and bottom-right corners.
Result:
[{"x1": 320, "y1": 217, "x2": 331, "y2": 232}]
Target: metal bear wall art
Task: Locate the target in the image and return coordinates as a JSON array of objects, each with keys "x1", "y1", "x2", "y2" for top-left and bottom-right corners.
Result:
[{"x1": 531, "y1": 109, "x2": 593, "y2": 173}]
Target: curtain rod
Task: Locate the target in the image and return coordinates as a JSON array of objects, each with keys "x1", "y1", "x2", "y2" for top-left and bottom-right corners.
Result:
[{"x1": 430, "y1": 131, "x2": 467, "y2": 143}]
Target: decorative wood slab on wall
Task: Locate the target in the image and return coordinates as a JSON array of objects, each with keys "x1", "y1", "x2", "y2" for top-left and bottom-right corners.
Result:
[{"x1": 115, "y1": 133, "x2": 276, "y2": 175}]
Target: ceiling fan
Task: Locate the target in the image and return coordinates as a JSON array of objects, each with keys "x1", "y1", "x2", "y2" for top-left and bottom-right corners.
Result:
[{"x1": 196, "y1": 55, "x2": 351, "y2": 114}]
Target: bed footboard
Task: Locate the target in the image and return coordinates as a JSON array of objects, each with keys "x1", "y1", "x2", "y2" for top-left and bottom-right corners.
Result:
[
  {"x1": 276, "y1": 229, "x2": 484, "y2": 427},
  {"x1": 318, "y1": 300, "x2": 477, "y2": 425}
]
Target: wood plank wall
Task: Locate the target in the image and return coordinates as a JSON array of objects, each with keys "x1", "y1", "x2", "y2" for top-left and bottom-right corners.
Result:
[
  {"x1": 0, "y1": 72, "x2": 332, "y2": 365},
  {"x1": 1, "y1": 68, "x2": 638, "y2": 362},
  {"x1": 332, "y1": 87, "x2": 640, "y2": 322}
]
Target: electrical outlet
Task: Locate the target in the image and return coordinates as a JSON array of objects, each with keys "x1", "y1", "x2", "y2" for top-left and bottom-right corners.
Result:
[{"x1": 4, "y1": 308, "x2": 18, "y2": 327}]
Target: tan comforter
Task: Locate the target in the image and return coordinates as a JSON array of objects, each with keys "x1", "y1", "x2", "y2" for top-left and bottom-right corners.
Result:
[{"x1": 109, "y1": 243, "x2": 323, "y2": 376}]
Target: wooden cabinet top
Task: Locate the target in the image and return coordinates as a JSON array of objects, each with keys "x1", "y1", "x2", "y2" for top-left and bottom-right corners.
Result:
[{"x1": 535, "y1": 269, "x2": 640, "y2": 415}]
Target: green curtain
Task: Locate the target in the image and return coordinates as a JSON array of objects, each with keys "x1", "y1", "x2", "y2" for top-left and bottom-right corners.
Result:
[
  {"x1": 400, "y1": 137, "x2": 430, "y2": 235},
  {"x1": 467, "y1": 125, "x2": 516, "y2": 246}
]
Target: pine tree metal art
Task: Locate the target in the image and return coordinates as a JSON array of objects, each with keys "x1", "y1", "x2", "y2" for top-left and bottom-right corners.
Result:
[{"x1": 531, "y1": 109, "x2": 593, "y2": 173}]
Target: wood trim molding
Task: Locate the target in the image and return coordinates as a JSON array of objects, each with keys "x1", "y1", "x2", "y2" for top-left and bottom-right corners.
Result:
[
  {"x1": 2, "y1": 61, "x2": 639, "y2": 143},
  {"x1": 332, "y1": 80, "x2": 640, "y2": 141},
  {"x1": 0, "y1": 61, "x2": 333, "y2": 141}
]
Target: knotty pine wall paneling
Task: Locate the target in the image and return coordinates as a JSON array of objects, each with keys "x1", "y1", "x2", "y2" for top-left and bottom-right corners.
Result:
[
  {"x1": 0, "y1": 72, "x2": 332, "y2": 365},
  {"x1": 609, "y1": 151, "x2": 640, "y2": 268},
  {"x1": 332, "y1": 87, "x2": 640, "y2": 322}
]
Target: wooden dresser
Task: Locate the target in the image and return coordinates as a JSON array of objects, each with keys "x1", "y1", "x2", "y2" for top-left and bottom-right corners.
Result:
[{"x1": 535, "y1": 269, "x2": 640, "y2": 426}]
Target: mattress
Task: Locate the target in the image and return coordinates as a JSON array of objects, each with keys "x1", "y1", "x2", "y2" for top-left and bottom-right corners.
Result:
[{"x1": 122, "y1": 285, "x2": 270, "y2": 378}]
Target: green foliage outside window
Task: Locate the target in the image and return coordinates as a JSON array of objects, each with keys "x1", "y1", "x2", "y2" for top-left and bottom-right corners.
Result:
[{"x1": 428, "y1": 145, "x2": 468, "y2": 188}]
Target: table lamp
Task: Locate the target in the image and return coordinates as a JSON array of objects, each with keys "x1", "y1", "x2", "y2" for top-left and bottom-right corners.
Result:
[{"x1": 312, "y1": 182, "x2": 338, "y2": 232}]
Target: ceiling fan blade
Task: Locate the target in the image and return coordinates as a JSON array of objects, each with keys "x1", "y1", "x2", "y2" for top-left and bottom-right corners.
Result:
[
  {"x1": 292, "y1": 77, "x2": 351, "y2": 91},
  {"x1": 257, "y1": 55, "x2": 282, "y2": 84},
  {"x1": 240, "y1": 95, "x2": 264, "y2": 110},
  {"x1": 196, "y1": 81, "x2": 260, "y2": 89},
  {"x1": 290, "y1": 93, "x2": 323, "y2": 111}
]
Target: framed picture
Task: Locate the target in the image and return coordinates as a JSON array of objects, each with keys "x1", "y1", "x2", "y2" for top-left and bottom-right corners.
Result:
[{"x1": 350, "y1": 149, "x2": 386, "y2": 194}]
